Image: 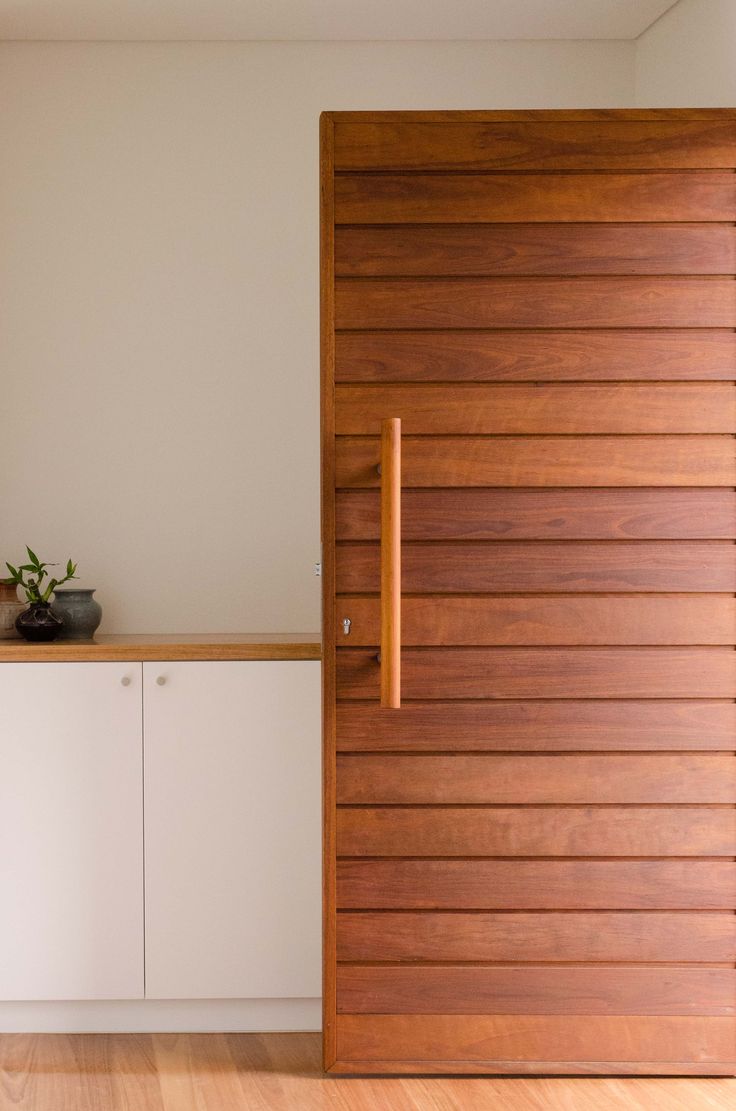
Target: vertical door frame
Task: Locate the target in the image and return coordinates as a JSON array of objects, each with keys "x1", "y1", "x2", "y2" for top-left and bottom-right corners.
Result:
[{"x1": 320, "y1": 110, "x2": 338, "y2": 1070}]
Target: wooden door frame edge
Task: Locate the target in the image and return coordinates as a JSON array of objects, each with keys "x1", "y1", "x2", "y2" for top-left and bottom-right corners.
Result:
[
  {"x1": 325, "y1": 108, "x2": 736, "y2": 123},
  {"x1": 320, "y1": 110, "x2": 337, "y2": 1072}
]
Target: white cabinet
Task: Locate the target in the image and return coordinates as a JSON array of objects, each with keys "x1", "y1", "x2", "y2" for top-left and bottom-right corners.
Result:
[
  {"x1": 143, "y1": 661, "x2": 321, "y2": 999},
  {"x1": 0, "y1": 663, "x2": 143, "y2": 1000},
  {"x1": 0, "y1": 656, "x2": 320, "y2": 1007}
]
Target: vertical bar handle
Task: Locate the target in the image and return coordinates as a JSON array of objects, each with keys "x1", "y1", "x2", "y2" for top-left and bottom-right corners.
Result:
[{"x1": 380, "y1": 418, "x2": 401, "y2": 708}]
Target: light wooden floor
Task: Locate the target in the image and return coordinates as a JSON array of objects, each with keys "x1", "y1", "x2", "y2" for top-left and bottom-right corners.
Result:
[{"x1": 0, "y1": 1033, "x2": 733, "y2": 1110}]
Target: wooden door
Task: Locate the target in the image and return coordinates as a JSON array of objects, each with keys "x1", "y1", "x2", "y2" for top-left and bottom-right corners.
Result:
[
  {"x1": 0, "y1": 663, "x2": 143, "y2": 1000},
  {"x1": 144, "y1": 661, "x2": 321, "y2": 999},
  {"x1": 321, "y1": 109, "x2": 736, "y2": 1075}
]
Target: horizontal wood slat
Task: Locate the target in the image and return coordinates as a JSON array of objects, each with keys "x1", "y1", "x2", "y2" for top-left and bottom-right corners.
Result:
[
  {"x1": 335, "y1": 279, "x2": 736, "y2": 330},
  {"x1": 336, "y1": 859, "x2": 736, "y2": 909},
  {"x1": 336, "y1": 965, "x2": 736, "y2": 1016},
  {"x1": 333, "y1": 110, "x2": 736, "y2": 122},
  {"x1": 333, "y1": 120, "x2": 736, "y2": 171},
  {"x1": 336, "y1": 383, "x2": 736, "y2": 435},
  {"x1": 336, "y1": 647, "x2": 736, "y2": 699},
  {"x1": 335, "y1": 225, "x2": 736, "y2": 277},
  {"x1": 336, "y1": 807, "x2": 736, "y2": 857},
  {"x1": 336, "y1": 754, "x2": 736, "y2": 805},
  {"x1": 336, "y1": 489, "x2": 736, "y2": 541},
  {"x1": 335, "y1": 330, "x2": 736, "y2": 382},
  {"x1": 336, "y1": 542, "x2": 736, "y2": 593},
  {"x1": 328, "y1": 1060, "x2": 736, "y2": 1077},
  {"x1": 335, "y1": 173, "x2": 736, "y2": 224},
  {"x1": 336, "y1": 595, "x2": 736, "y2": 646},
  {"x1": 337, "y1": 912, "x2": 736, "y2": 963},
  {"x1": 336, "y1": 436, "x2": 736, "y2": 488},
  {"x1": 336, "y1": 700, "x2": 736, "y2": 752},
  {"x1": 335, "y1": 1013, "x2": 736, "y2": 1065}
]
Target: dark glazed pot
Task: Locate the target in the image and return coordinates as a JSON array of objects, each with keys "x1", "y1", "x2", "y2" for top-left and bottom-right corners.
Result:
[
  {"x1": 15, "y1": 602, "x2": 63, "y2": 642},
  {"x1": 51, "y1": 588, "x2": 102, "y2": 641}
]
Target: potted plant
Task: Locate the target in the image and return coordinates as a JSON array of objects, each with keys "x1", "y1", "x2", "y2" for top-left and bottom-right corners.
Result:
[{"x1": 5, "y1": 547, "x2": 78, "y2": 642}]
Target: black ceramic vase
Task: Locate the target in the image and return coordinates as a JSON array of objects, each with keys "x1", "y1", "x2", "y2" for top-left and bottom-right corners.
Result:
[{"x1": 15, "y1": 602, "x2": 63, "y2": 642}]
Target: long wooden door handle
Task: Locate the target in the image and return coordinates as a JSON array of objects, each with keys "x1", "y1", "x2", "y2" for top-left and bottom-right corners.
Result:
[{"x1": 380, "y1": 418, "x2": 401, "y2": 708}]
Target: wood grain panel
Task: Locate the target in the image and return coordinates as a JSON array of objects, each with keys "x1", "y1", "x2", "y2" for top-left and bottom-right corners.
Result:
[
  {"x1": 337, "y1": 911, "x2": 736, "y2": 963},
  {"x1": 333, "y1": 119, "x2": 736, "y2": 171},
  {"x1": 327, "y1": 1057, "x2": 736, "y2": 1076},
  {"x1": 337, "y1": 595, "x2": 736, "y2": 646},
  {"x1": 336, "y1": 489, "x2": 736, "y2": 541},
  {"x1": 335, "y1": 1013, "x2": 736, "y2": 1065},
  {"x1": 336, "y1": 966, "x2": 736, "y2": 1016},
  {"x1": 336, "y1": 859, "x2": 736, "y2": 909},
  {"x1": 336, "y1": 648, "x2": 736, "y2": 699},
  {"x1": 0, "y1": 633, "x2": 322, "y2": 664},
  {"x1": 336, "y1": 542, "x2": 736, "y2": 593},
  {"x1": 335, "y1": 279, "x2": 736, "y2": 330},
  {"x1": 335, "y1": 224, "x2": 736, "y2": 277},
  {"x1": 336, "y1": 754, "x2": 736, "y2": 805},
  {"x1": 334, "y1": 173, "x2": 736, "y2": 224},
  {"x1": 336, "y1": 436, "x2": 736, "y2": 488},
  {"x1": 336, "y1": 807, "x2": 736, "y2": 857},
  {"x1": 335, "y1": 109, "x2": 736, "y2": 120},
  {"x1": 324, "y1": 109, "x2": 736, "y2": 1076},
  {"x1": 336, "y1": 700, "x2": 736, "y2": 752},
  {"x1": 335, "y1": 330, "x2": 736, "y2": 382},
  {"x1": 334, "y1": 110, "x2": 736, "y2": 121},
  {"x1": 320, "y1": 110, "x2": 338, "y2": 1068},
  {"x1": 336, "y1": 383, "x2": 736, "y2": 435}
]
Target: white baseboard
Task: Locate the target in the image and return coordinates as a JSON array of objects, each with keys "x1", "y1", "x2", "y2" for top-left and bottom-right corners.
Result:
[{"x1": 0, "y1": 998, "x2": 321, "y2": 1033}]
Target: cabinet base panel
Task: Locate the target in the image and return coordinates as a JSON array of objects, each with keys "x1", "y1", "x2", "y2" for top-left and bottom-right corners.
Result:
[{"x1": 0, "y1": 998, "x2": 321, "y2": 1033}]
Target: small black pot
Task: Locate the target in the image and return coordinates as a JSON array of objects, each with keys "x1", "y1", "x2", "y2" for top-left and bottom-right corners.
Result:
[{"x1": 16, "y1": 602, "x2": 63, "y2": 643}]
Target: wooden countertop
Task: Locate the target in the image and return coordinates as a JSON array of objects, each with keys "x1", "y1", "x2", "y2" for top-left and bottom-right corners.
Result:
[{"x1": 0, "y1": 634, "x2": 322, "y2": 663}]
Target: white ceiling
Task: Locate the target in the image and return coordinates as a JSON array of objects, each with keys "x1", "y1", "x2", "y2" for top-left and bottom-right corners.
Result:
[{"x1": 0, "y1": 0, "x2": 681, "y2": 42}]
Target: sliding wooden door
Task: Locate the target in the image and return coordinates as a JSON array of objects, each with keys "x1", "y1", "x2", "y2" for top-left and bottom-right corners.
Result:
[{"x1": 321, "y1": 109, "x2": 736, "y2": 1075}]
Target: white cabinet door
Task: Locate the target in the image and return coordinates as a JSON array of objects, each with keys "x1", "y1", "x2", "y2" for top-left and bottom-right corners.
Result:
[
  {"x1": 0, "y1": 663, "x2": 144, "y2": 1000},
  {"x1": 143, "y1": 661, "x2": 321, "y2": 999}
]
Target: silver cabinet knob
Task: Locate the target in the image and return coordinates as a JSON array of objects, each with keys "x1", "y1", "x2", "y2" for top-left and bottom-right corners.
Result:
[
  {"x1": 121, "y1": 676, "x2": 132, "y2": 687},
  {"x1": 156, "y1": 675, "x2": 166, "y2": 686}
]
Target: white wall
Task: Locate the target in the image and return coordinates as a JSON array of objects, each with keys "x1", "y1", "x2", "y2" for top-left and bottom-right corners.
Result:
[
  {"x1": 0, "y1": 41, "x2": 634, "y2": 633},
  {"x1": 636, "y1": 0, "x2": 736, "y2": 105}
]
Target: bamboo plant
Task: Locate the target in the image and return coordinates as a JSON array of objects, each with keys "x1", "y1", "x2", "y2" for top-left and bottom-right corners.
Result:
[{"x1": 5, "y1": 546, "x2": 78, "y2": 605}]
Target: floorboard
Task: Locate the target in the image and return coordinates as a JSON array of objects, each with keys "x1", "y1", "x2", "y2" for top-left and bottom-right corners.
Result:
[{"x1": 0, "y1": 1033, "x2": 733, "y2": 1109}]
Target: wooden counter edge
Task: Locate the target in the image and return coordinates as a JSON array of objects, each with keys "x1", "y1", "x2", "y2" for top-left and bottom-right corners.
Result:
[{"x1": 0, "y1": 634, "x2": 322, "y2": 663}]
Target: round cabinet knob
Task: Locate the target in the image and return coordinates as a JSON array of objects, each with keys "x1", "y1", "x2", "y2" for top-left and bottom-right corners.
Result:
[
  {"x1": 121, "y1": 676, "x2": 132, "y2": 687},
  {"x1": 156, "y1": 675, "x2": 166, "y2": 686}
]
